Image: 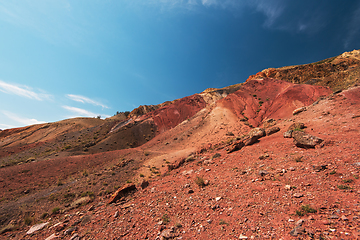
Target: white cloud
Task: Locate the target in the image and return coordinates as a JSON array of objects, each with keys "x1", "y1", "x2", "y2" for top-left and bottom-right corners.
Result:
[
  {"x1": 2, "y1": 111, "x2": 46, "y2": 126},
  {"x1": 62, "y1": 105, "x2": 98, "y2": 117},
  {"x1": 0, "y1": 80, "x2": 51, "y2": 100},
  {"x1": 0, "y1": 123, "x2": 17, "y2": 130},
  {"x1": 66, "y1": 94, "x2": 109, "y2": 109}
]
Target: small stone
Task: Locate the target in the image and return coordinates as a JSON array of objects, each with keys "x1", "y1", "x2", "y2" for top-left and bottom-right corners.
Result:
[
  {"x1": 215, "y1": 197, "x2": 221, "y2": 201},
  {"x1": 140, "y1": 180, "x2": 149, "y2": 189},
  {"x1": 340, "y1": 215, "x2": 349, "y2": 221},
  {"x1": 53, "y1": 223, "x2": 66, "y2": 232},
  {"x1": 283, "y1": 130, "x2": 293, "y2": 138},
  {"x1": 290, "y1": 226, "x2": 305, "y2": 236},
  {"x1": 70, "y1": 233, "x2": 80, "y2": 240},
  {"x1": 259, "y1": 153, "x2": 269, "y2": 160},
  {"x1": 322, "y1": 220, "x2": 330, "y2": 225},
  {"x1": 160, "y1": 228, "x2": 179, "y2": 239},
  {"x1": 188, "y1": 189, "x2": 194, "y2": 194},
  {"x1": 293, "y1": 193, "x2": 303, "y2": 198},
  {"x1": 239, "y1": 234, "x2": 248, "y2": 239},
  {"x1": 114, "y1": 211, "x2": 119, "y2": 218},
  {"x1": 45, "y1": 233, "x2": 59, "y2": 240},
  {"x1": 329, "y1": 228, "x2": 336, "y2": 232},
  {"x1": 64, "y1": 227, "x2": 77, "y2": 235},
  {"x1": 313, "y1": 164, "x2": 327, "y2": 172},
  {"x1": 295, "y1": 219, "x2": 305, "y2": 226},
  {"x1": 259, "y1": 170, "x2": 269, "y2": 176},
  {"x1": 87, "y1": 205, "x2": 95, "y2": 211},
  {"x1": 289, "y1": 167, "x2": 295, "y2": 171},
  {"x1": 284, "y1": 185, "x2": 291, "y2": 190},
  {"x1": 26, "y1": 222, "x2": 49, "y2": 235}
]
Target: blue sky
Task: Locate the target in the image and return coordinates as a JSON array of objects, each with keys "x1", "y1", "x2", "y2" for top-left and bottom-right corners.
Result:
[{"x1": 1, "y1": 0, "x2": 360, "y2": 129}]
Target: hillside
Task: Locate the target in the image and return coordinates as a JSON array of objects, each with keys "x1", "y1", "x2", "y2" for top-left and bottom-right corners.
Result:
[{"x1": 0, "y1": 51, "x2": 360, "y2": 239}]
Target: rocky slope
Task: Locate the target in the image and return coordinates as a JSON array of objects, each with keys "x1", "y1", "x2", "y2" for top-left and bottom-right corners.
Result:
[
  {"x1": 0, "y1": 51, "x2": 360, "y2": 239},
  {"x1": 247, "y1": 49, "x2": 360, "y2": 91}
]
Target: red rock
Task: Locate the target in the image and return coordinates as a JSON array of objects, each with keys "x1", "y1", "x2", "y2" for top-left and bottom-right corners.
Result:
[{"x1": 108, "y1": 184, "x2": 137, "y2": 204}]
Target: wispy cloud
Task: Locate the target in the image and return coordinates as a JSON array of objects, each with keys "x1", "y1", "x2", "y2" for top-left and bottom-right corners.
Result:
[
  {"x1": 0, "y1": 123, "x2": 17, "y2": 130},
  {"x1": 344, "y1": 3, "x2": 360, "y2": 49},
  {"x1": 2, "y1": 111, "x2": 46, "y2": 126},
  {"x1": 252, "y1": 0, "x2": 284, "y2": 28},
  {"x1": 0, "y1": 1, "x2": 86, "y2": 46},
  {"x1": 0, "y1": 80, "x2": 51, "y2": 100},
  {"x1": 66, "y1": 94, "x2": 109, "y2": 109},
  {"x1": 62, "y1": 105, "x2": 98, "y2": 117}
]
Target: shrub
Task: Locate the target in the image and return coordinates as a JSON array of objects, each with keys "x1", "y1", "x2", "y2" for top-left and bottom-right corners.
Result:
[
  {"x1": 338, "y1": 185, "x2": 351, "y2": 190},
  {"x1": 296, "y1": 210, "x2": 305, "y2": 216},
  {"x1": 211, "y1": 153, "x2": 221, "y2": 159},
  {"x1": 52, "y1": 207, "x2": 60, "y2": 214},
  {"x1": 219, "y1": 219, "x2": 228, "y2": 225},
  {"x1": 195, "y1": 176, "x2": 205, "y2": 188},
  {"x1": 296, "y1": 205, "x2": 316, "y2": 216},
  {"x1": 24, "y1": 216, "x2": 33, "y2": 225},
  {"x1": 301, "y1": 205, "x2": 317, "y2": 213},
  {"x1": 81, "y1": 191, "x2": 95, "y2": 197},
  {"x1": 162, "y1": 214, "x2": 170, "y2": 223}
]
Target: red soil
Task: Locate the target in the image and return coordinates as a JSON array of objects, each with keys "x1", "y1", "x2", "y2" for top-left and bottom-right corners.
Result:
[{"x1": 0, "y1": 80, "x2": 359, "y2": 239}]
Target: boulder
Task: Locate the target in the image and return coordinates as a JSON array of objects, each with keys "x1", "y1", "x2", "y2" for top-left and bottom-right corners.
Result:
[
  {"x1": 243, "y1": 128, "x2": 265, "y2": 145},
  {"x1": 292, "y1": 131, "x2": 323, "y2": 148},
  {"x1": 287, "y1": 122, "x2": 305, "y2": 131},
  {"x1": 265, "y1": 126, "x2": 280, "y2": 136},
  {"x1": 70, "y1": 196, "x2": 92, "y2": 209},
  {"x1": 227, "y1": 140, "x2": 245, "y2": 153},
  {"x1": 263, "y1": 119, "x2": 276, "y2": 128},
  {"x1": 108, "y1": 184, "x2": 137, "y2": 204},
  {"x1": 293, "y1": 107, "x2": 307, "y2": 115}
]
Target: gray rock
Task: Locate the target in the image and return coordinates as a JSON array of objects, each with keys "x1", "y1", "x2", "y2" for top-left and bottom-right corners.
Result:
[
  {"x1": 259, "y1": 170, "x2": 269, "y2": 177},
  {"x1": 293, "y1": 193, "x2": 304, "y2": 198},
  {"x1": 265, "y1": 126, "x2": 280, "y2": 136},
  {"x1": 244, "y1": 128, "x2": 265, "y2": 145},
  {"x1": 70, "y1": 233, "x2": 80, "y2": 240},
  {"x1": 290, "y1": 226, "x2": 306, "y2": 236},
  {"x1": 287, "y1": 122, "x2": 305, "y2": 131},
  {"x1": 26, "y1": 222, "x2": 49, "y2": 235},
  {"x1": 283, "y1": 130, "x2": 293, "y2": 138},
  {"x1": 292, "y1": 131, "x2": 323, "y2": 148}
]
